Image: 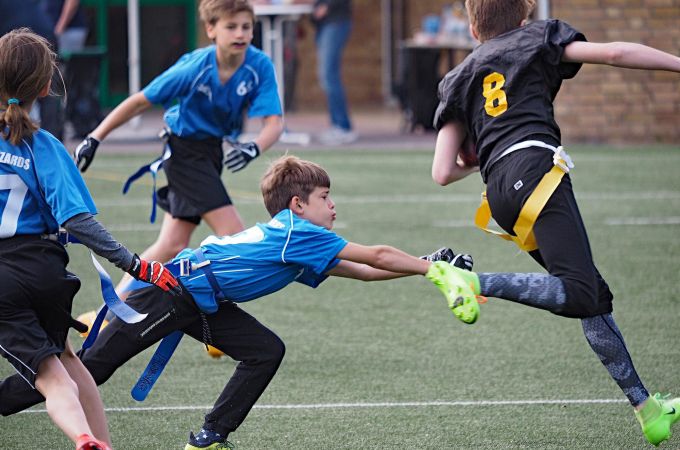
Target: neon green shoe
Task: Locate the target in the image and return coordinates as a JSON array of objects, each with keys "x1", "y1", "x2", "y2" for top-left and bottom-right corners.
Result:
[
  {"x1": 635, "y1": 393, "x2": 680, "y2": 446},
  {"x1": 425, "y1": 261, "x2": 481, "y2": 324}
]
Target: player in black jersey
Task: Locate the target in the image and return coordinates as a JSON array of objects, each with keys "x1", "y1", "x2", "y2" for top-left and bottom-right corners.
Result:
[{"x1": 430, "y1": 0, "x2": 680, "y2": 446}]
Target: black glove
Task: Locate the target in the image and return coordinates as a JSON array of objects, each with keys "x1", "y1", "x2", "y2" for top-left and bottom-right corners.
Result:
[
  {"x1": 420, "y1": 247, "x2": 474, "y2": 271},
  {"x1": 127, "y1": 254, "x2": 182, "y2": 296},
  {"x1": 224, "y1": 140, "x2": 260, "y2": 173},
  {"x1": 74, "y1": 136, "x2": 100, "y2": 172}
]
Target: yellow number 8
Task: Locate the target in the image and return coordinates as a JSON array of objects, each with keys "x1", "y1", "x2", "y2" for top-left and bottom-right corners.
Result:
[{"x1": 483, "y1": 72, "x2": 508, "y2": 117}]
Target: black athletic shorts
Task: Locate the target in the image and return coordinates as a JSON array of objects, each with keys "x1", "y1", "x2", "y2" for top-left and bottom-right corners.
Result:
[
  {"x1": 157, "y1": 134, "x2": 233, "y2": 225},
  {"x1": 0, "y1": 236, "x2": 81, "y2": 388}
]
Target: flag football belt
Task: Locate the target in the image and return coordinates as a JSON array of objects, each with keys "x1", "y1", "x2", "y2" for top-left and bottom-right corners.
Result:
[
  {"x1": 121, "y1": 128, "x2": 172, "y2": 223},
  {"x1": 474, "y1": 141, "x2": 574, "y2": 252},
  {"x1": 53, "y1": 230, "x2": 149, "y2": 349},
  {"x1": 125, "y1": 248, "x2": 226, "y2": 401},
  {"x1": 121, "y1": 247, "x2": 223, "y2": 314}
]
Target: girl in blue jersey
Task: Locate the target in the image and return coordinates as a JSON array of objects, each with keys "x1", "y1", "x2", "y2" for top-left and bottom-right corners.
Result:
[
  {"x1": 0, "y1": 29, "x2": 180, "y2": 450},
  {"x1": 72, "y1": 0, "x2": 284, "y2": 302},
  {"x1": 0, "y1": 155, "x2": 475, "y2": 449}
]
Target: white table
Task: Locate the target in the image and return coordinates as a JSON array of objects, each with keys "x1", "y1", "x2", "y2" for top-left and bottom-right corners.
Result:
[{"x1": 255, "y1": 3, "x2": 314, "y2": 145}]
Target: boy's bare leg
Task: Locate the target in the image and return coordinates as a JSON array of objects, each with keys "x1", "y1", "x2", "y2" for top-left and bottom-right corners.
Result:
[{"x1": 61, "y1": 340, "x2": 111, "y2": 446}]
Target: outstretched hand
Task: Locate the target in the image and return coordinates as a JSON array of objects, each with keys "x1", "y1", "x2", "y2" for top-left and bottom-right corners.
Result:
[
  {"x1": 127, "y1": 254, "x2": 182, "y2": 296},
  {"x1": 420, "y1": 247, "x2": 473, "y2": 271},
  {"x1": 73, "y1": 136, "x2": 100, "y2": 172}
]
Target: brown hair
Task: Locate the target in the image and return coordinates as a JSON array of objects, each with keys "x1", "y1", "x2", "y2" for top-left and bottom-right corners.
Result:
[
  {"x1": 465, "y1": 0, "x2": 535, "y2": 42},
  {"x1": 0, "y1": 28, "x2": 57, "y2": 145},
  {"x1": 260, "y1": 155, "x2": 331, "y2": 217},
  {"x1": 198, "y1": 0, "x2": 255, "y2": 25}
]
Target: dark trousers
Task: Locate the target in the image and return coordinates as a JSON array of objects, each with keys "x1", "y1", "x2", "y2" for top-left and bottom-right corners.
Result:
[
  {"x1": 485, "y1": 147, "x2": 613, "y2": 318},
  {"x1": 0, "y1": 285, "x2": 285, "y2": 436}
]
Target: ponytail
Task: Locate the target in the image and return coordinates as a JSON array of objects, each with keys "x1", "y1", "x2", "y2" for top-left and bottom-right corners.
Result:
[{"x1": 1, "y1": 98, "x2": 39, "y2": 145}]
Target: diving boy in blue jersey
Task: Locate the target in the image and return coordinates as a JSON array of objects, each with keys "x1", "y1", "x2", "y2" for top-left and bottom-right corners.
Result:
[
  {"x1": 72, "y1": 0, "x2": 284, "y2": 302},
  {"x1": 0, "y1": 29, "x2": 179, "y2": 450},
  {"x1": 0, "y1": 155, "x2": 475, "y2": 449}
]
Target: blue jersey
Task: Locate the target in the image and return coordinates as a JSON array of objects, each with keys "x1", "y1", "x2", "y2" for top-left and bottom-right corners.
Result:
[
  {"x1": 143, "y1": 45, "x2": 282, "y2": 140},
  {"x1": 0, "y1": 130, "x2": 97, "y2": 238},
  {"x1": 173, "y1": 209, "x2": 348, "y2": 306}
]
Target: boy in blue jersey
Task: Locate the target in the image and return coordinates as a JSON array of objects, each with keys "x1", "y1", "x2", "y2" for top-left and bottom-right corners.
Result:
[
  {"x1": 72, "y1": 0, "x2": 284, "y2": 303},
  {"x1": 0, "y1": 155, "x2": 476, "y2": 449},
  {"x1": 0, "y1": 29, "x2": 180, "y2": 450},
  {"x1": 431, "y1": 0, "x2": 680, "y2": 446}
]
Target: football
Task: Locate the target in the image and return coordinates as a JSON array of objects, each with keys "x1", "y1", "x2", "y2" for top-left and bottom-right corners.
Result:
[
  {"x1": 206, "y1": 344, "x2": 225, "y2": 358},
  {"x1": 76, "y1": 310, "x2": 109, "y2": 338},
  {"x1": 458, "y1": 135, "x2": 479, "y2": 167}
]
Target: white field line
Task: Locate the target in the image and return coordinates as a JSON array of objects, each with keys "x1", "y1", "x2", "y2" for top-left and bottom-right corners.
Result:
[
  {"x1": 20, "y1": 398, "x2": 627, "y2": 414},
  {"x1": 94, "y1": 190, "x2": 680, "y2": 208},
  {"x1": 605, "y1": 216, "x2": 680, "y2": 226}
]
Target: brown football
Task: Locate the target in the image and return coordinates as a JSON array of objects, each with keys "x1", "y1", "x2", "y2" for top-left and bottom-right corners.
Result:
[{"x1": 459, "y1": 136, "x2": 479, "y2": 167}]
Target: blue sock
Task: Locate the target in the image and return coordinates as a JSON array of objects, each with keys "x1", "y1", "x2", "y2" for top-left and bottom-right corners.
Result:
[
  {"x1": 479, "y1": 272, "x2": 567, "y2": 311},
  {"x1": 582, "y1": 313, "x2": 649, "y2": 407}
]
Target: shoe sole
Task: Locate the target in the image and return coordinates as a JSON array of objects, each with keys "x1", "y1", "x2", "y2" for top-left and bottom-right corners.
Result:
[{"x1": 447, "y1": 273, "x2": 479, "y2": 324}]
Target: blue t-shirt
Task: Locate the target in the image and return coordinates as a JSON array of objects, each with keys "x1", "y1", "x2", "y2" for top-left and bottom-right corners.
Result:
[
  {"x1": 143, "y1": 45, "x2": 282, "y2": 140},
  {"x1": 173, "y1": 209, "x2": 348, "y2": 306},
  {"x1": 0, "y1": 130, "x2": 97, "y2": 238}
]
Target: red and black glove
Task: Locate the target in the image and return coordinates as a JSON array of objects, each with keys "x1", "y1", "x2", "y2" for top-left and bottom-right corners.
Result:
[{"x1": 127, "y1": 254, "x2": 182, "y2": 296}]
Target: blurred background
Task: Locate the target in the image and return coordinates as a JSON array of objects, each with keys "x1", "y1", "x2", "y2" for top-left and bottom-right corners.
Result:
[{"x1": 69, "y1": 0, "x2": 679, "y2": 143}]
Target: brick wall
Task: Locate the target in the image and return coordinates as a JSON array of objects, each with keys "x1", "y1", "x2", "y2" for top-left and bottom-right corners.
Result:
[{"x1": 290, "y1": 0, "x2": 680, "y2": 143}]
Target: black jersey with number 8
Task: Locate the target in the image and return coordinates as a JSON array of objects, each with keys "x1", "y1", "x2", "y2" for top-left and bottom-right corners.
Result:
[{"x1": 434, "y1": 20, "x2": 585, "y2": 182}]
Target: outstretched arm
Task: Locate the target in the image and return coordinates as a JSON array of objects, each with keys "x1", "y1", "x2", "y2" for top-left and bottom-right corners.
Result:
[
  {"x1": 327, "y1": 242, "x2": 431, "y2": 281},
  {"x1": 89, "y1": 92, "x2": 153, "y2": 142},
  {"x1": 563, "y1": 41, "x2": 680, "y2": 72},
  {"x1": 432, "y1": 121, "x2": 478, "y2": 186},
  {"x1": 74, "y1": 92, "x2": 153, "y2": 171}
]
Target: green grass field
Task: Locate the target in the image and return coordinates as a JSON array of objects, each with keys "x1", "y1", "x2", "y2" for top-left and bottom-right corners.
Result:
[{"x1": 1, "y1": 145, "x2": 679, "y2": 449}]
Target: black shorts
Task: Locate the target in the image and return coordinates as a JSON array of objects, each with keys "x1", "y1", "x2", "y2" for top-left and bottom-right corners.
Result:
[
  {"x1": 157, "y1": 134, "x2": 233, "y2": 225},
  {"x1": 0, "y1": 236, "x2": 81, "y2": 388},
  {"x1": 485, "y1": 147, "x2": 613, "y2": 318}
]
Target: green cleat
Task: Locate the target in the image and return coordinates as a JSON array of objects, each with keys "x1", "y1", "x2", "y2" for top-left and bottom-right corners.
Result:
[
  {"x1": 636, "y1": 393, "x2": 680, "y2": 446},
  {"x1": 425, "y1": 261, "x2": 481, "y2": 324}
]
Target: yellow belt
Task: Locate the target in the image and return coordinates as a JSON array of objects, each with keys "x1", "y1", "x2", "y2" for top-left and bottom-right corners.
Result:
[{"x1": 474, "y1": 145, "x2": 574, "y2": 252}]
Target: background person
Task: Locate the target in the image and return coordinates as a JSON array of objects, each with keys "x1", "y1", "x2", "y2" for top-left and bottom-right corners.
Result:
[
  {"x1": 313, "y1": 0, "x2": 357, "y2": 145},
  {"x1": 44, "y1": 0, "x2": 88, "y2": 53},
  {"x1": 73, "y1": 0, "x2": 284, "y2": 301}
]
